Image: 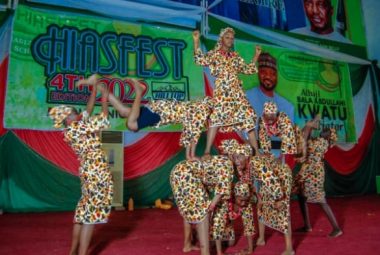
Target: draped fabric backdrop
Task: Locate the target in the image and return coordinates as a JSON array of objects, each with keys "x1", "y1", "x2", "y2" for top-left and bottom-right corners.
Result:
[{"x1": 1, "y1": 0, "x2": 380, "y2": 212}]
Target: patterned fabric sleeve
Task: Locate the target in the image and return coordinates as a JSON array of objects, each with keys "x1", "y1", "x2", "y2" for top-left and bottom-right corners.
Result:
[
  {"x1": 236, "y1": 54, "x2": 258, "y2": 75},
  {"x1": 85, "y1": 112, "x2": 110, "y2": 133},
  {"x1": 258, "y1": 118, "x2": 272, "y2": 153},
  {"x1": 278, "y1": 112, "x2": 296, "y2": 154},
  {"x1": 194, "y1": 48, "x2": 214, "y2": 66}
]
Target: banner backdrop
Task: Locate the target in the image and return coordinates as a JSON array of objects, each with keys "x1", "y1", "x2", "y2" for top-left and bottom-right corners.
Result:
[
  {"x1": 5, "y1": 5, "x2": 356, "y2": 142},
  {"x1": 4, "y1": 5, "x2": 203, "y2": 131},
  {"x1": 234, "y1": 40, "x2": 356, "y2": 143},
  {"x1": 207, "y1": 0, "x2": 367, "y2": 58}
]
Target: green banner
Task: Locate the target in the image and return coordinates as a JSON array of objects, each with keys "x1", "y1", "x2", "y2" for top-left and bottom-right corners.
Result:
[
  {"x1": 234, "y1": 41, "x2": 356, "y2": 143},
  {"x1": 5, "y1": 5, "x2": 204, "y2": 131}
]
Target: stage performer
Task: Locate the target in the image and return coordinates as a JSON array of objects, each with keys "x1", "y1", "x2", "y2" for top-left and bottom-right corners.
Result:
[
  {"x1": 258, "y1": 101, "x2": 297, "y2": 157},
  {"x1": 192, "y1": 28, "x2": 261, "y2": 158},
  {"x1": 218, "y1": 181, "x2": 255, "y2": 255},
  {"x1": 292, "y1": 116, "x2": 343, "y2": 238},
  {"x1": 49, "y1": 84, "x2": 113, "y2": 255},
  {"x1": 221, "y1": 139, "x2": 294, "y2": 255},
  {"x1": 170, "y1": 156, "x2": 234, "y2": 255},
  {"x1": 77, "y1": 74, "x2": 211, "y2": 161}
]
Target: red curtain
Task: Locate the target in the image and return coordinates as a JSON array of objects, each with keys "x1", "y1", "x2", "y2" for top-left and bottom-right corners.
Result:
[
  {"x1": 14, "y1": 130, "x2": 80, "y2": 175},
  {"x1": 325, "y1": 107, "x2": 375, "y2": 175},
  {"x1": 124, "y1": 132, "x2": 182, "y2": 179},
  {"x1": 0, "y1": 57, "x2": 9, "y2": 136}
]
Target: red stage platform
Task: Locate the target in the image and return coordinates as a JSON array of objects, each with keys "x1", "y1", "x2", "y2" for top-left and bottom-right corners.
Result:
[{"x1": 0, "y1": 195, "x2": 379, "y2": 255}]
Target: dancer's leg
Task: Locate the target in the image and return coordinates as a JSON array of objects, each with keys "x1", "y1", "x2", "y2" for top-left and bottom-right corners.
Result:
[
  {"x1": 69, "y1": 223, "x2": 82, "y2": 255},
  {"x1": 320, "y1": 202, "x2": 343, "y2": 237},
  {"x1": 196, "y1": 216, "x2": 210, "y2": 255},
  {"x1": 108, "y1": 92, "x2": 131, "y2": 118},
  {"x1": 78, "y1": 224, "x2": 95, "y2": 255},
  {"x1": 282, "y1": 224, "x2": 294, "y2": 255},
  {"x1": 204, "y1": 126, "x2": 218, "y2": 158},
  {"x1": 126, "y1": 79, "x2": 145, "y2": 131},
  {"x1": 183, "y1": 221, "x2": 199, "y2": 252},
  {"x1": 297, "y1": 195, "x2": 312, "y2": 231},
  {"x1": 247, "y1": 130, "x2": 259, "y2": 154},
  {"x1": 256, "y1": 221, "x2": 266, "y2": 246}
]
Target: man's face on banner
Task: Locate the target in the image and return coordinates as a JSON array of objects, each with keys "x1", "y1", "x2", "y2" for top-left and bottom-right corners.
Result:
[
  {"x1": 258, "y1": 67, "x2": 277, "y2": 91},
  {"x1": 304, "y1": 0, "x2": 333, "y2": 33}
]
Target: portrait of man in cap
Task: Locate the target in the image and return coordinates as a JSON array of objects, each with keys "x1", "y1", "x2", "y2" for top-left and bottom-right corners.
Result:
[{"x1": 246, "y1": 52, "x2": 294, "y2": 122}]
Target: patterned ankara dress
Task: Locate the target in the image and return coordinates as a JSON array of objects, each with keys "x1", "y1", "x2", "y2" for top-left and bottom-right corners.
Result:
[
  {"x1": 148, "y1": 98, "x2": 210, "y2": 147},
  {"x1": 64, "y1": 112, "x2": 113, "y2": 224},
  {"x1": 170, "y1": 156, "x2": 234, "y2": 240},
  {"x1": 258, "y1": 112, "x2": 296, "y2": 154},
  {"x1": 292, "y1": 137, "x2": 331, "y2": 203},
  {"x1": 222, "y1": 198, "x2": 255, "y2": 241},
  {"x1": 194, "y1": 48, "x2": 258, "y2": 133},
  {"x1": 250, "y1": 156, "x2": 292, "y2": 234}
]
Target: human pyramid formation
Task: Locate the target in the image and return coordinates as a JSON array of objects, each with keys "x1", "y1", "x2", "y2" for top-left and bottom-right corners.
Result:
[{"x1": 49, "y1": 27, "x2": 343, "y2": 255}]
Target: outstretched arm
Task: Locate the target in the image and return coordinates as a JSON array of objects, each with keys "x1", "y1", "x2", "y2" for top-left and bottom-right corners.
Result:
[
  {"x1": 86, "y1": 79, "x2": 98, "y2": 115},
  {"x1": 252, "y1": 45, "x2": 262, "y2": 63},
  {"x1": 98, "y1": 84, "x2": 109, "y2": 118},
  {"x1": 192, "y1": 30, "x2": 200, "y2": 53}
]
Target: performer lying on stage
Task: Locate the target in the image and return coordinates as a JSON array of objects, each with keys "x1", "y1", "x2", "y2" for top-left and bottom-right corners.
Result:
[
  {"x1": 77, "y1": 74, "x2": 211, "y2": 161},
  {"x1": 49, "y1": 83, "x2": 113, "y2": 255},
  {"x1": 292, "y1": 116, "x2": 343, "y2": 238}
]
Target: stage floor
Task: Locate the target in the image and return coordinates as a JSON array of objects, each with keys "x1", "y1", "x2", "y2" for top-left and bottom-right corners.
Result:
[{"x1": 0, "y1": 195, "x2": 379, "y2": 255}]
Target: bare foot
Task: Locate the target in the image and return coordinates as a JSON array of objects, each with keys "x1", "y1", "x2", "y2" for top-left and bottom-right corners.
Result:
[
  {"x1": 328, "y1": 229, "x2": 343, "y2": 238},
  {"x1": 76, "y1": 74, "x2": 98, "y2": 87},
  {"x1": 201, "y1": 153, "x2": 211, "y2": 161},
  {"x1": 129, "y1": 78, "x2": 145, "y2": 96},
  {"x1": 187, "y1": 155, "x2": 201, "y2": 161},
  {"x1": 295, "y1": 226, "x2": 312, "y2": 233},
  {"x1": 281, "y1": 250, "x2": 295, "y2": 255},
  {"x1": 183, "y1": 245, "x2": 200, "y2": 253},
  {"x1": 256, "y1": 238, "x2": 265, "y2": 246}
]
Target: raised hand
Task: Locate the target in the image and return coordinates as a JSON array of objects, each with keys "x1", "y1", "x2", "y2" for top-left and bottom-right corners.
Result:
[{"x1": 192, "y1": 30, "x2": 200, "y2": 42}]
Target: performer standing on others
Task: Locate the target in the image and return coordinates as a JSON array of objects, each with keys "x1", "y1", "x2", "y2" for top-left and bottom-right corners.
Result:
[{"x1": 193, "y1": 27, "x2": 262, "y2": 157}]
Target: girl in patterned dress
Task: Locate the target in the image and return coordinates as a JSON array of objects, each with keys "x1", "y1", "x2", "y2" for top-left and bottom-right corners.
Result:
[
  {"x1": 77, "y1": 75, "x2": 211, "y2": 161},
  {"x1": 292, "y1": 116, "x2": 343, "y2": 238},
  {"x1": 219, "y1": 181, "x2": 255, "y2": 255},
  {"x1": 192, "y1": 28, "x2": 262, "y2": 157},
  {"x1": 49, "y1": 84, "x2": 113, "y2": 255},
  {"x1": 221, "y1": 139, "x2": 294, "y2": 255},
  {"x1": 170, "y1": 156, "x2": 234, "y2": 255},
  {"x1": 258, "y1": 101, "x2": 297, "y2": 157}
]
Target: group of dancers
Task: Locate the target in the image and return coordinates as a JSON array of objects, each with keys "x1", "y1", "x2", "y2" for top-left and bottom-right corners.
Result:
[{"x1": 48, "y1": 27, "x2": 342, "y2": 255}]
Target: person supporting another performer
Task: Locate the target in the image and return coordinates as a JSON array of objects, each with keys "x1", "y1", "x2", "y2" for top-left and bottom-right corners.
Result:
[{"x1": 49, "y1": 83, "x2": 113, "y2": 255}]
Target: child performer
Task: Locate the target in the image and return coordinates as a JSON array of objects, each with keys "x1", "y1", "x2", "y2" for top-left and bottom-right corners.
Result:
[
  {"x1": 220, "y1": 139, "x2": 294, "y2": 255},
  {"x1": 193, "y1": 28, "x2": 262, "y2": 157},
  {"x1": 49, "y1": 84, "x2": 113, "y2": 255},
  {"x1": 170, "y1": 156, "x2": 234, "y2": 255},
  {"x1": 77, "y1": 74, "x2": 211, "y2": 161},
  {"x1": 292, "y1": 116, "x2": 343, "y2": 238},
  {"x1": 218, "y1": 181, "x2": 255, "y2": 255}
]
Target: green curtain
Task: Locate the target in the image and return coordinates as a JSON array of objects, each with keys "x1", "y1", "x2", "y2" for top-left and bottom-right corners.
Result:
[
  {"x1": 123, "y1": 134, "x2": 218, "y2": 207},
  {"x1": 325, "y1": 128, "x2": 380, "y2": 196},
  {"x1": 0, "y1": 132, "x2": 80, "y2": 212}
]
